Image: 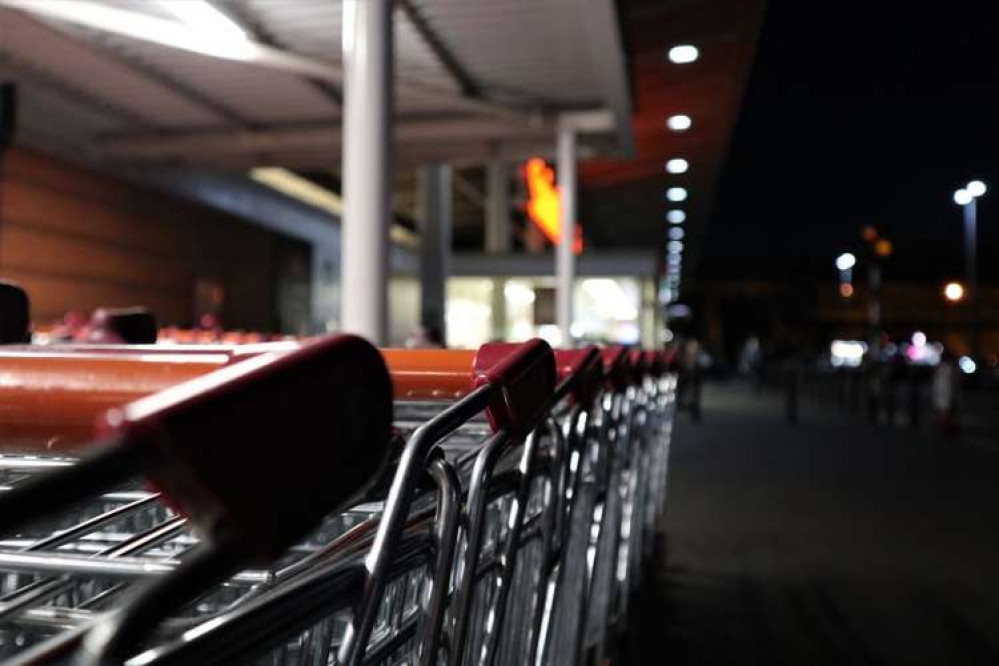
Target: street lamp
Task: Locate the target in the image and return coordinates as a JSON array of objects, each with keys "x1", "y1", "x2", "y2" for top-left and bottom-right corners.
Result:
[
  {"x1": 954, "y1": 179, "x2": 986, "y2": 352},
  {"x1": 944, "y1": 281, "x2": 965, "y2": 303},
  {"x1": 835, "y1": 252, "x2": 856, "y2": 271},
  {"x1": 836, "y1": 252, "x2": 856, "y2": 298},
  {"x1": 954, "y1": 180, "x2": 986, "y2": 289}
]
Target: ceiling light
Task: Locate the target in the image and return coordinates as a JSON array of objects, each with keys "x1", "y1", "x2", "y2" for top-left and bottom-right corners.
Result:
[
  {"x1": 954, "y1": 189, "x2": 973, "y2": 206},
  {"x1": 1, "y1": 0, "x2": 256, "y2": 60},
  {"x1": 666, "y1": 187, "x2": 687, "y2": 202},
  {"x1": 157, "y1": 0, "x2": 246, "y2": 40},
  {"x1": 666, "y1": 210, "x2": 686, "y2": 224},
  {"x1": 667, "y1": 114, "x2": 692, "y2": 132},
  {"x1": 666, "y1": 158, "x2": 689, "y2": 174},
  {"x1": 668, "y1": 44, "x2": 699, "y2": 64},
  {"x1": 667, "y1": 240, "x2": 684, "y2": 253},
  {"x1": 669, "y1": 227, "x2": 685, "y2": 241}
]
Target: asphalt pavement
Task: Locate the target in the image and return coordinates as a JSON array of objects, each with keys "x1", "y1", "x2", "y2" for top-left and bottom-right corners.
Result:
[{"x1": 627, "y1": 381, "x2": 999, "y2": 665}]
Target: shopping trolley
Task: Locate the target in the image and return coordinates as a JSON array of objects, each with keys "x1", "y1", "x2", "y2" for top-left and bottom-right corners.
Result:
[
  {"x1": 0, "y1": 335, "x2": 394, "y2": 665},
  {"x1": 132, "y1": 341, "x2": 613, "y2": 666},
  {"x1": 0, "y1": 340, "x2": 674, "y2": 666},
  {"x1": 108, "y1": 339, "x2": 560, "y2": 666}
]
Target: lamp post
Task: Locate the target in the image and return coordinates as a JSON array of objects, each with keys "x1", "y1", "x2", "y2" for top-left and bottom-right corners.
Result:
[
  {"x1": 954, "y1": 180, "x2": 986, "y2": 354},
  {"x1": 836, "y1": 252, "x2": 856, "y2": 298}
]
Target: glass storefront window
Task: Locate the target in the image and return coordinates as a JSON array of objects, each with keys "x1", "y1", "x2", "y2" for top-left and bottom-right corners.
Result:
[{"x1": 445, "y1": 276, "x2": 647, "y2": 349}]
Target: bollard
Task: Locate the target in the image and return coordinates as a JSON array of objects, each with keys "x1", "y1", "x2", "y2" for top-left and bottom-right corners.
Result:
[{"x1": 785, "y1": 362, "x2": 799, "y2": 425}]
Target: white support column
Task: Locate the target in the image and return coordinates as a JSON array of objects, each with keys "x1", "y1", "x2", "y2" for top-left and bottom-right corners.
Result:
[
  {"x1": 340, "y1": 0, "x2": 393, "y2": 344},
  {"x1": 556, "y1": 125, "x2": 577, "y2": 345},
  {"x1": 417, "y1": 163, "x2": 452, "y2": 342}
]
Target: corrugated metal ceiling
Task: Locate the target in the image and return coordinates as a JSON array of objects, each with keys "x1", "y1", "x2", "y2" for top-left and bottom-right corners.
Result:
[{"x1": 0, "y1": 0, "x2": 625, "y2": 168}]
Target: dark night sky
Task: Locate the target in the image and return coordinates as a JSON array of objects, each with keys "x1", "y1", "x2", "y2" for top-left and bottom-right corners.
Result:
[{"x1": 703, "y1": 0, "x2": 999, "y2": 282}]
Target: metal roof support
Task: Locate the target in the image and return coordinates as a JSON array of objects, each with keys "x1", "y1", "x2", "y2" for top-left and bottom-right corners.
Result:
[
  {"x1": 580, "y1": 0, "x2": 634, "y2": 156},
  {"x1": 557, "y1": 124, "x2": 577, "y2": 345},
  {"x1": 485, "y1": 161, "x2": 511, "y2": 254},
  {"x1": 416, "y1": 163, "x2": 452, "y2": 343},
  {"x1": 340, "y1": 0, "x2": 393, "y2": 345},
  {"x1": 485, "y1": 159, "x2": 512, "y2": 341},
  {"x1": 398, "y1": 0, "x2": 481, "y2": 99}
]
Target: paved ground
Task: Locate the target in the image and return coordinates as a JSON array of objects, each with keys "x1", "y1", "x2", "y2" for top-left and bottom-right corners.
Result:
[{"x1": 627, "y1": 382, "x2": 999, "y2": 665}]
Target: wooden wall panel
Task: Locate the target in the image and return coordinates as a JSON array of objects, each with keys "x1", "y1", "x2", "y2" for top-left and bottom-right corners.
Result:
[{"x1": 0, "y1": 148, "x2": 290, "y2": 331}]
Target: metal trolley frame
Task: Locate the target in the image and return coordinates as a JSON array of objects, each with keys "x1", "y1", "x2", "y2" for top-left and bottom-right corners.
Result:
[{"x1": 0, "y1": 339, "x2": 675, "y2": 666}]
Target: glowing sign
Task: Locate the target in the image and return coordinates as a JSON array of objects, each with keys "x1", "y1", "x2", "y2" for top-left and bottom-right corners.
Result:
[{"x1": 523, "y1": 158, "x2": 582, "y2": 253}]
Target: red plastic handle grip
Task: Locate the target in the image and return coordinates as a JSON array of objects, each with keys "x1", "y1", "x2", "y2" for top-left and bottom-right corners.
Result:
[
  {"x1": 601, "y1": 346, "x2": 631, "y2": 392},
  {"x1": 473, "y1": 339, "x2": 557, "y2": 435},
  {"x1": 105, "y1": 334, "x2": 393, "y2": 561},
  {"x1": 646, "y1": 350, "x2": 666, "y2": 378},
  {"x1": 553, "y1": 346, "x2": 604, "y2": 405}
]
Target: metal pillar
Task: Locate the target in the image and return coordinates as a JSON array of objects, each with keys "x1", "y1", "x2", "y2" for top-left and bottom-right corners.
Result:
[
  {"x1": 485, "y1": 161, "x2": 511, "y2": 253},
  {"x1": 485, "y1": 160, "x2": 510, "y2": 340},
  {"x1": 965, "y1": 199, "x2": 977, "y2": 293},
  {"x1": 965, "y1": 199, "x2": 981, "y2": 354},
  {"x1": 556, "y1": 126, "x2": 577, "y2": 344},
  {"x1": 340, "y1": 0, "x2": 393, "y2": 344},
  {"x1": 417, "y1": 163, "x2": 452, "y2": 341}
]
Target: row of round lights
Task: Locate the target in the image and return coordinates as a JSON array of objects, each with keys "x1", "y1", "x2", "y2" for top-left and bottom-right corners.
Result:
[{"x1": 663, "y1": 44, "x2": 699, "y2": 302}]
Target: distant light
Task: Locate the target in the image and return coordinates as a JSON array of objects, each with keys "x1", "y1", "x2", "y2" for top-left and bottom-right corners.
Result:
[
  {"x1": 504, "y1": 282, "x2": 536, "y2": 306},
  {"x1": 839, "y1": 283, "x2": 854, "y2": 298},
  {"x1": 831, "y1": 340, "x2": 867, "y2": 368},
  {"x1": 912, "y1": 331, "x2": 927, "y2": 347},
  {"x1": 666, "y1": 187, "x2": 688, "y2": 202},
  {"x1": 536, "y1": 325, "x2": 564, "y2": 348},
  {"x1": 959, "y1": 355, "x2": 977, "y2": 374},
  {"x1": 668, "y1": 227, "x2": 685, "y2": 240},
  {"x1": 668, "y1": 304, "x2": 692, "y2": 318},
  {"x1": 666, "y1": 114, "x2": 692, "y2": 132},
  {"x1": 967, "y1": 180, "x2": 987, "y2": 197},
  {"x1": 954, "y1": 189, "x2": 973, "y2": 206},
  {"x1": 668, "y1": 44, "x2": 699, "y2": 64},
  {"x1": 874, "y1": 238, "x2": 893, "y2": 258},
  {"x1": 666, "y1": 158, "x2": 689, "y2": 174},
  {"x1": 667, "y1": 240, "x2": 684, "y2": 253},
  {"x1": 944, "y1": 281, "x2": 965, "y2": 302},
  {"x1": 667, "y1": 209, "x2": 686, "y2": 224},
  {"x1": 835, "y1": 252, "x2": 856, "y2": 271}
]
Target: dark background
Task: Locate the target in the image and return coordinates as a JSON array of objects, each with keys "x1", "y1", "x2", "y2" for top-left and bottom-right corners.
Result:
[{"x1": 703, "y1": 0, "x2": 999, "y2": 282}]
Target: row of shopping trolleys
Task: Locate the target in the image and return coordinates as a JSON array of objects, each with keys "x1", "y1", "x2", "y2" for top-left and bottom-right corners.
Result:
[{"x1": 0, "y1": 336, "x2": 677, "y2": 665}]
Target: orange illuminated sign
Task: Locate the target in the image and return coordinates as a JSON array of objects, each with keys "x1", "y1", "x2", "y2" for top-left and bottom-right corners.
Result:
[{"x1": 523, "y1": 158, "x2": 582, "y2": 253}]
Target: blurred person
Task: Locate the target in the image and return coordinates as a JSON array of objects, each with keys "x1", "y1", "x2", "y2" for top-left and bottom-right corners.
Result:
[
  {"x1": 677, "y1": 337, "x2": 703, "y2": 421},
  {"x1": 932, "y1": 349, "x2": 959, "y2": 435}
]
